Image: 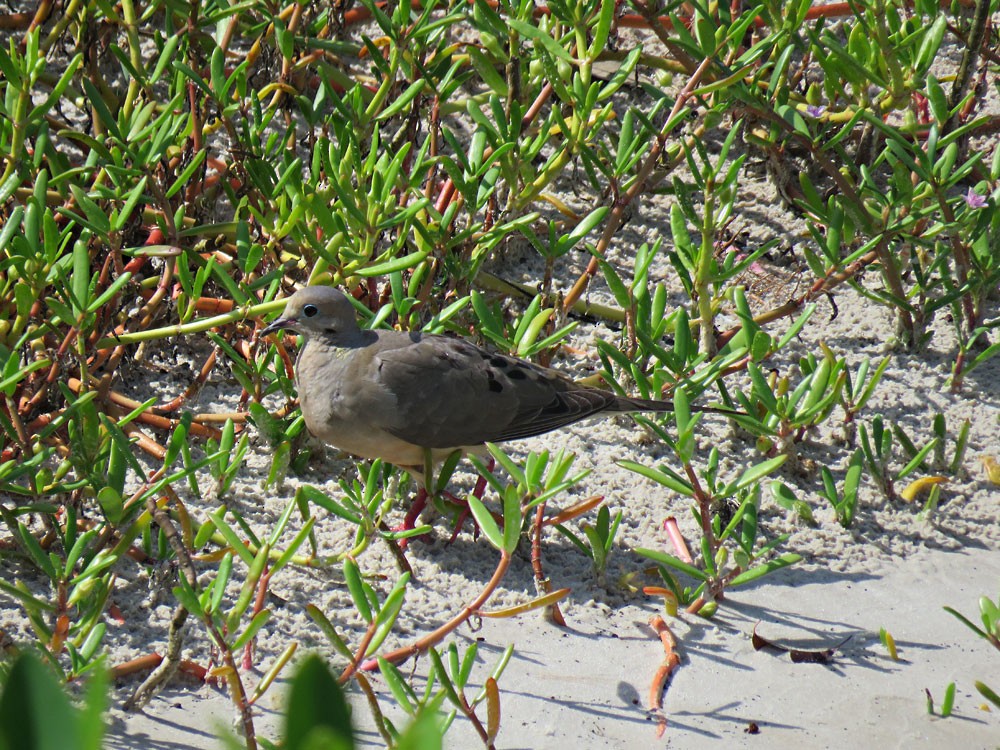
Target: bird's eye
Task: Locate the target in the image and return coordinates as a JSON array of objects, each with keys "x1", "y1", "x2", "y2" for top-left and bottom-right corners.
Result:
[{"x1": 302, "y1": 304, "x2": 318, "y2": 318}]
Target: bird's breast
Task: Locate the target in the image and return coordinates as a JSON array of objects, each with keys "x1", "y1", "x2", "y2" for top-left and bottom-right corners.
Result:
[{"x1": 296, "y1": 340, "x2": 443, "y2": 466}]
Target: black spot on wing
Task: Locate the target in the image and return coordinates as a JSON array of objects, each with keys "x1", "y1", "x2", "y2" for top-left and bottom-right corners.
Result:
[{"x1": 487, "y1": 371, "x2": 503, "y2": 393}]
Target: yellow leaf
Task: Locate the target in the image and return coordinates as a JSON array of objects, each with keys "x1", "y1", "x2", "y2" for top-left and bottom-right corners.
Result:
[
  {"x1": 485, "y1": 677, "x2": 500, "y2": 744},
  {"x1": 981, "y1": 457, "x2": 1000, "y2": 485},
  {"x1": 480, "y1": 588, "x2": 570, "y2": 618},
  {"x1": 899, "y1": 476, "x2": 948, "y2": 502}
]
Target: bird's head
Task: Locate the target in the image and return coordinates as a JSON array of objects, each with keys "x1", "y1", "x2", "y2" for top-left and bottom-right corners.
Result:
[{"x1": 261, "y1": 286, "x2": 360, "y2": 339}]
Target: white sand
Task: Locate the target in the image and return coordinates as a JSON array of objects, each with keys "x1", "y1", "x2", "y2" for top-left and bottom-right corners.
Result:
[
  {"x1": 104, "y1": 257, "x2": 1000, "y2": 748},
  {"x1": 79, "y1": 86, "x2": 1000, "y2": 750}
]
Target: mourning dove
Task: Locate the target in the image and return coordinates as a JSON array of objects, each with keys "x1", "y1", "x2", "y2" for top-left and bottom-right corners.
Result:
[{"x1": 262, "y1": 285, "x2": 696, "y2": 474}]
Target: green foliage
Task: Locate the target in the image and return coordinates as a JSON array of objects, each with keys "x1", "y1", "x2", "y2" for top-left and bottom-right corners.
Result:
[
  {"x1": 942, "y1": 588, "x2": 1000, "y2": 714},
  {"x1": 0, "y1": 0, "x2": 993, "y2": 746},
  {"x1": 281, "y1": 655, "x2": 355, "y2": 750},
  {"x1": 818, "y1": 451, "x2": 864, "y2": 528},
  {"x1": 0, "y1": 653, "x2": 106, "y2": 750},
  {"x1": 858, "y1": 414, "x2": 940, "y2": 500},
  {"x1": 627, "y1": 388, "x2": 801, "y2": 610},
  {"x1": 555, "y1": 504, "x2": 623, "y2": 577}
]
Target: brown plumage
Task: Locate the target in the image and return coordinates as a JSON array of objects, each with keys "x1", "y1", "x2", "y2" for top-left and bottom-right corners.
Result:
[{"x1": 262, "y1": 286, "x2": 681, "y2": 472}]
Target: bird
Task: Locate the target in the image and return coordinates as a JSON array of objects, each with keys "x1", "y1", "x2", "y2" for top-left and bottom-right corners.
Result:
[{"x1": 260, "y1": 285, "x2": 701, "y2": 477}]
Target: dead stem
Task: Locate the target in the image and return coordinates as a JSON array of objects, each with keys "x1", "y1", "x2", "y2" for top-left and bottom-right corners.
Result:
[
  {"x1": 716, "y1": 248, "x2": 880, "y2": 351},
  {"x1": 647, "y1": 615, "x2": 681, "y2": 738},
  {"x1": 112, "y1": 653, "x2": 207, "y2": 681},
  {"x1": 531, "y1": 504, "x2": 565, "y2": 626},
  {"x1": 159, "y1": 347, "x2": 218, "y2": 412},
  {"x1": 562, "y1": 55, "x2": 714, "y2": 312},
  {"x1": 355, "y1": 672, "x2": 396, "y2": 746},
  {"x1": 356, "y1": 551, "x2": 512, "y2": 673},
  {"x1": 125, "y1": 495, "x2": 198, "y2": 712}
]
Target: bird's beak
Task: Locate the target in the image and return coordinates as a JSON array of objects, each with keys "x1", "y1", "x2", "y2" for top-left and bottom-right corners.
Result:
[{"x1": 261, "y1": 317, "x2": 294, "y2": 336}]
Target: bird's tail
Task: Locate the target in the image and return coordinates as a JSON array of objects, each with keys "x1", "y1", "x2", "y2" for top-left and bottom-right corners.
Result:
[
  {"x1": 611, "y1": 395, "x2": 742, "y2": 417},
  {"x1": 608, "y1": 395, "x2": 675, "y2": 412}
]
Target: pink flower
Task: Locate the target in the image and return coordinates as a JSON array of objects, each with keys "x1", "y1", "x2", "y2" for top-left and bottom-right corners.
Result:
[{"x1": 964, "y1": 187, "x2": 987, "y2": 209}]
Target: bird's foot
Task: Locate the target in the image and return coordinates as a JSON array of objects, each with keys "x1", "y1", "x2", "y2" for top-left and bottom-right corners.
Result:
[
  {"x1": 446, "y1": 504, "x2": 474, "y2": 545},
  {"x1": 393, "y1": 488, "x2": 432, "y2": 550},
  {"x1": 394, "y1": 459, "x2": 496, "y2": 547}
]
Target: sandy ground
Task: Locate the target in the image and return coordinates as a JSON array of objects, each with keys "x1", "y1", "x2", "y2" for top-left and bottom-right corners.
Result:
[
  {"x1": 111, "y1": 548, "x2": 1000, "y2": 749},
  {"x1": 101, "y1": 212, "x2": 1000, "y2": 750},
  {"x1": 0, "y1": 7, "x2": 993, "y2": 749},
  {"x1": 5, "y1": 24, "x2": 996, "y2": 747}
]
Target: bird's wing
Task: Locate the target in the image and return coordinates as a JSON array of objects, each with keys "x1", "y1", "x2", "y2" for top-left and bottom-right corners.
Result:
[{"x1": 372, "y1": 333, "x2": 620, "y2": 448}]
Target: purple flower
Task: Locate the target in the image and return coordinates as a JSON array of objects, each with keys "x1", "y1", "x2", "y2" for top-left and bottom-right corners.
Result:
[
  {"x1": 805, "y1": 104, "x2": 826, "y2": 118},
  {"x1": 964, "y1": 187, "x2": 987, "y2": 209}
]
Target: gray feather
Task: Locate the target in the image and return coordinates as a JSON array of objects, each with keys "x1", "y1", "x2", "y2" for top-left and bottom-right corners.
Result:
[{"x1": 264, "y1": 286, "x2": 685, "y2": 468}]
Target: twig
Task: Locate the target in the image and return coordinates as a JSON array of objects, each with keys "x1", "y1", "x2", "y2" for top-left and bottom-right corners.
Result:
[
  {"x1": 351, "y1": 551, "x2": 512, "y2": 675},
  {"x1": 125, "y1": 495, "x2": 198, "y2": 712},
  {"x1": 563, "y1": 55, "x2": 714, "y2": 312},
  {"x1": 647, "y1": 616, "x2": 681, "y2": 738},
  {"x1": 111, "y1": 653, "x2": 208, "y2": 681},
  {"x1": 531, "y1": 504, "x2": 566, "y2": 626}
]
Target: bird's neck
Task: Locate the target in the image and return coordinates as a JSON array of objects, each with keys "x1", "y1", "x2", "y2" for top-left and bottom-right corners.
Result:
[{"x1": 306, "y1": 328, "x2": 375, "y2": 353}]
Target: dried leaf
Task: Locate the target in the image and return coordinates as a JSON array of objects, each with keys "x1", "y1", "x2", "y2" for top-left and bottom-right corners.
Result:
[
  {"x1": 485, "y1": 677, "x2": 500, "y2": 744},
  {"x1": 751, "y1": 623, "x2": 851, "y2": 664}
]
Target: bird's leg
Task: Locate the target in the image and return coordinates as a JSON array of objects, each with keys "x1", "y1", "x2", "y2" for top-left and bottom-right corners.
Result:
[
  {"x1": 446, "y1": 500, "x2": 473, "y2": 545},
  {"x1": 393, "y1": 454, "x2": 439, "y2": 549},
  {"x1": 394, "y1": 450, "x2": 452, "y2": 548},
  {"x1": 396, "y1": 453, "x2": 495, "y2": 546},
  {"x1": 394, "y1": 487, "x2": 431, "y2": 550},
  {"x1": 472, "y1": 458, "x2": 494, "y2": 500},
  {"x1": 445, "y1": 457, "x2": 495, "y2": 544}
]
